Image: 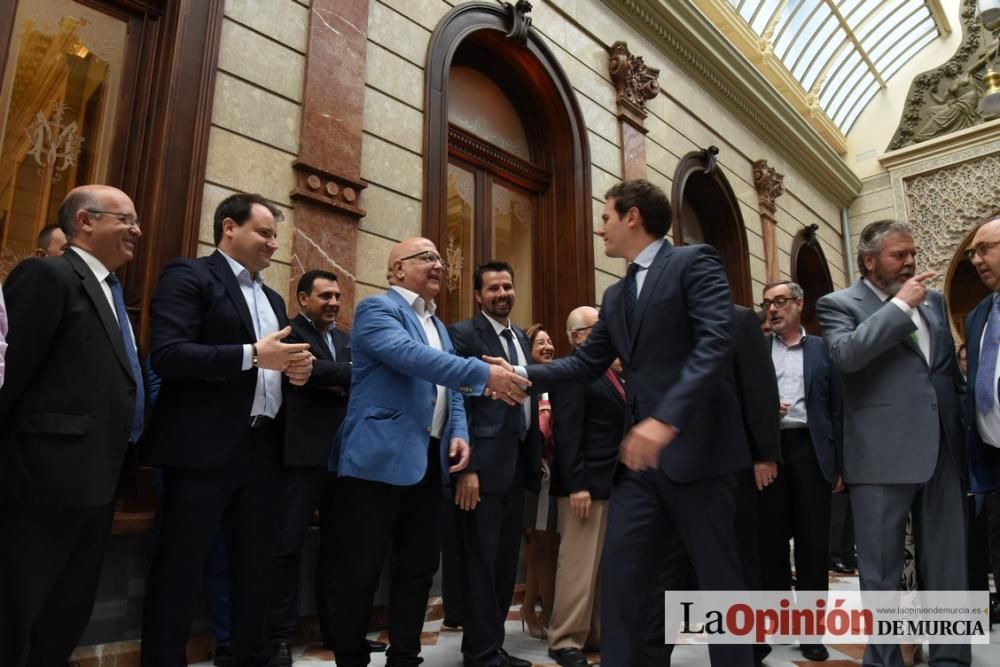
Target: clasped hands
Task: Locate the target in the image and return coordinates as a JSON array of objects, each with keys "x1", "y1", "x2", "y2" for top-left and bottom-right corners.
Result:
[
  {"x1": 255, "y1": 326, "x2": 313, "y2": 386},
  {"x1": 481, "y1": 355, "x2": 530, "y2": 406}
]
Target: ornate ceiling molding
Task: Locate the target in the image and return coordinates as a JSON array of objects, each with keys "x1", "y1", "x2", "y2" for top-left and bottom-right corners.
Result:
[{"x1": 605, "y1": 0, "x2": 861, "y2": 206}]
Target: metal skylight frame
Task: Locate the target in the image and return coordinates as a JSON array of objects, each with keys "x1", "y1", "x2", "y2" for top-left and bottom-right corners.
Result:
[{"x1": 727, "y1": 0, "x2": 943, "y2": 132}]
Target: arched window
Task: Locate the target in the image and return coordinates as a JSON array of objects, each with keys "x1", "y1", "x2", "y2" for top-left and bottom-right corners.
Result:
[
  {"x1": 424, "y1": 3, "x2": 592, "y2": 346},
  {"x1": 790, "y1": 225, "x2": 835, "y2": 335}
]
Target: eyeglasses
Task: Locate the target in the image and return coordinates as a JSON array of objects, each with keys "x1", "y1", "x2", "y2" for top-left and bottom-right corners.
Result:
[
  {"x1": 87, "y1": 209, "x2": 140, "y2": 229},
  {"x1": 399, "y1": 250, "x2": 449, "y2": 270},
  {"x1": 759, "y1": 296, "x2": 796, "y2": 310},
  {"x1": 964, "y1": 240, "x2": 1000, "y2": 261},
  {"x1": 571, "y1": 325, "x2": 594, "y2": 333}
]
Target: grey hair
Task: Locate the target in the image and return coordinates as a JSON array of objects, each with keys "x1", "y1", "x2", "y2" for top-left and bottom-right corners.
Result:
[
  {"x1": 57, "y1": 189, "x2": 100, "y2": 239},
  {"x1": 855, "y1": 220, "x2": 913, "y2": 277},
  {"x1": 762, "y1": 280, "x2": 804, "y2": 300}
]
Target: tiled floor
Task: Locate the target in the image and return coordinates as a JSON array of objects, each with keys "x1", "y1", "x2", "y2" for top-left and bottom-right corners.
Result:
[{"x1": 191, "y1": 573, "x2": 1000, "y2": 665}]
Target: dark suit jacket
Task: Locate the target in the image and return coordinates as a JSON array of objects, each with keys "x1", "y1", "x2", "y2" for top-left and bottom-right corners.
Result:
[
  {"x1": 732, "y1": 305, "x2": 780, "y2": 465},
  {"x1": 284, "y1": 313, "x2": 352, "y2": 468},
  {"x1": 965, "y1": 295, "x2": 1000, "y2": 493},
  {"x1": 766, "y1": 331, "x2": 843, "y2": 482},
  {"x1": 549, "y1": 369, "x2": 626, "y2": 500},
  {"x1": 449, "y1": 312, "x2": 541, "y2": 495},
  {"x1": 144, "y1": 250, "x2": 289, "y2": 469},
  {"x1": 528, "y1": 241, "x2": 750, "y2": 482},
  {"x1": 0, "y1": 249, "x2": 142, "y2": 506}
]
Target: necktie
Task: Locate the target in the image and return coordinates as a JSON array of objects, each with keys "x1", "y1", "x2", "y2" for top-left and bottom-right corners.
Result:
[
  {"x1": 977, "y1": 298, "x2": 1000, "y2": 414},
  {"x1": 106, "y1": 274, "x2": 145, "y2": 442},
  {"x1": 624, "y1": 262, "x2": 641, "y2": 330},
  {"x1": 500, "y1": 328, "x2": 527, "y2": 438}
]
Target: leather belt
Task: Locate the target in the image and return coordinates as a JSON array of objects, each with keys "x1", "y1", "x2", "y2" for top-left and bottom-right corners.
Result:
[{"x1": 248, "y1": 415, "x2": 275, "y2": 429}]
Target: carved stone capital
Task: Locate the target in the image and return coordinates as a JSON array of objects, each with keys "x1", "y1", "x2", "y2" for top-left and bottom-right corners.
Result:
[
  {"x1": 608, "y1": 40, "x2": 660, "y2": 130},
  {"x1": 291, "y1": 160, "x2": 367, "y2": 220},
  {"x1": 752, "y1": 159, "x2": 785, "y2": 215}
]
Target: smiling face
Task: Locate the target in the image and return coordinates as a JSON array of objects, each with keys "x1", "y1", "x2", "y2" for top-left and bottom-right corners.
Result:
[
  {"x1": 220, "y1": 203, "x2": 278, "y2": 274},
  {"x1": 72, "y1": 186, "x2": 141, "y2": 271},
  {"x1": 476, "y1": 270, "x2": 515, "y2": 321},
  {"x1": 598, "y1": 197, "x2": 633, "y2": 259},
  {"x1": 531, "y1": 329, "x2": 555, "y2": 363},
  {"x1": 864, "y1": 232, "x2": 916, "y2": 296},
  {"x1": 388, "y1": 237, "x2": 446, "y2": 303},
  {"x1": 299, "y1": 277, "x2": 341, "y2": 327},
  {"x1": 970, "y1": 219, "x2": 1000, "y2": 292}
]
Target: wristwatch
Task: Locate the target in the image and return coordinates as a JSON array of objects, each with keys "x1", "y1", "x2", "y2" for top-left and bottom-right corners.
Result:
[{"x1": 251, "y1": 344, "x2": 259, "y2": 368}]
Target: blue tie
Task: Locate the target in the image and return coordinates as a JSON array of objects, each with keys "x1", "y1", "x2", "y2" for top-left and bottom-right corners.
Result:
[
  {"x1": 977, "y1": 298, "x2": 1000, "y2": 414},
  {"x1": 106, "y1": 274, "x2": 145, "y2": 442},
  {"x1": 624, "y1": 262, "x2": 641, "y2": 330}
]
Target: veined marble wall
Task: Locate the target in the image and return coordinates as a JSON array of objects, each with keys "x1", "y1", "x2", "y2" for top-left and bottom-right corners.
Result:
[
  {"x1": 196, "y1": 0, "x2": 311, "y2": 305},
  {"x1": 355, "y1": 0, "x2": 848, "y2": 309}
]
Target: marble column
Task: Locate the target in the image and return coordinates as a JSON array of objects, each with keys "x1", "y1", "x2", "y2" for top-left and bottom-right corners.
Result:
[{"x1": 608, "y1": 41, "x2": 660, "y2": 181}]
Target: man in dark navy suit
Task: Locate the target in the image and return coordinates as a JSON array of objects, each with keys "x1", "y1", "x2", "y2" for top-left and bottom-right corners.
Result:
[
  {"x1": 448, "y1": 261, "x2": 541, "y2": 667},
  {"x1": 495, "y1": 179, "x2": 752, "y2": 666},
  {"x1": 0, "y1": 185, "x2": 145, "y2": 667},
  {"x1": 141, "y1": 193, "x2": 313, "y2": 667}
]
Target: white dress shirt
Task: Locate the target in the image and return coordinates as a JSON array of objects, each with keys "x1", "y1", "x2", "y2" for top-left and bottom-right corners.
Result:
[
  {"x1": 483, "y1": 312, "x2": 531, "y2": 430},
  {"x1": 863, "y1": 278, "x2": 930, "y2": 363},
  {"x1": 977, "y1": 294, "x2": 1000, "y2": 449},
  {"x1": 71, "y1": 246, "x2": 137, "y2": 354},
  {"x1": 391, "y1": 285, "x2": 447, "y2": 438},
  {"x1": 219, "y1": 250, "x2": 281, "y2": 418},
  {"x1": 771, "y1": 327, "x2": 808, "y2": 429},
  {"x1": 629, "y1": 238, "x2": 666, "y2": 297}
]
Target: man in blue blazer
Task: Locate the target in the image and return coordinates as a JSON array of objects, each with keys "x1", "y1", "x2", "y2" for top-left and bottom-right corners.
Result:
[
  {"x1": 329, "y1": 237, "x2": 529, "y2": 667},
  {"x1": 759, "y1": 279, "x2": 842, "y2": 662},
  {"x1": 499, "y1": 180, "x2": 753, "y2": 666}
]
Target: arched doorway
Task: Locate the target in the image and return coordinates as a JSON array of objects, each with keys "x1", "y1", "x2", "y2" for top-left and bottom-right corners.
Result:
[
  {"x1": 423, "y1": 2, "x2": 592, "y2": 353},
  {"x1": 791, "y1": 225, "x2": 835, "y2": 335},
  {"x1": 671, "y1": 146, "x2": 753, "y2": 306},
  {"x1": 945, "y1": 223, "x2": 993, "y2": 343}
]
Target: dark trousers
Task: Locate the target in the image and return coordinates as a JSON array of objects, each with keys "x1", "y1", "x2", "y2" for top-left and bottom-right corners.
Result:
[
  {"x1": 0, "y1": 503, "x2": 114, "y2": 667},
  {"x1": 440, "y1": 489, "x2": 465, "y2": 625},
  {"x1": 454, "y1": 478, "x2": 525, "y2": 666},
  {"x1": 331, "y1": 440, "x2": 442, "y2": 667},
  {"x1": 647, "y1": 468, "x2": 766, "y2": 666},
  {"x1": 268, "y1": 467, "x2": 336, "y2": 645},
  {"x1": 829, "y1": 488, "x2": 855, "y2": 566},
  {"x1": 141, "y1": 423, "x2": 283, "y2": 667},
  {"x1": 968, "y1": 492, "x2": 1000, "y2": 594},
  {"x1": 601, "y1": 467, "x2": 752, "y2": 667},
  {"x1": 757, "y1": 429, "x2": 831, "y2": 593}
]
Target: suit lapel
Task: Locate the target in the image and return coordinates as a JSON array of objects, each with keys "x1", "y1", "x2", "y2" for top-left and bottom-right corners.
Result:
[
  {"x1": 802, "y1": 336, "x2": 816, "y2": 401},
  {"x1": 209, "y1": 251, "x2": 257, "y2": 340},
  {"x1": 628, "y1": 241, "x2": 674, "y2": 351},
  {"x1": 387, "y1": 289, "x2": 430, "y2": 345},
  {"x1": 474, "y1": 312, "x2": 508, "y2": 360},
  {"x1": 969, "y1": 299, "x2": 991, "y2": 379},
  {"x1": 64, "y1": 249, "x2": 133, "y2": 380},
  {"x1": 294, "y1": 314, "x2": 333, "y2": 361}
]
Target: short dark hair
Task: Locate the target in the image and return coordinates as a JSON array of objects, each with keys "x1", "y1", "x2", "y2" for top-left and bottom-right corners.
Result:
[
  {"x1": 473, "y1": 260, "x2": 515, "y2": 291},
  {"x1": 37, "y1": 223, "x2": 63, "y2": 249},
  {"x1": 604, "y1": 179, "x2": 672, "y2": 237},
  {"x1": 297, "y1": 269, "x2": 339, "y2": 295},
  {"x1": 855, "y1": 220, "x2": 912, "y2": 277},
  {"x1": 57, "y1": 190, "x2": 99, "y2": 239},
  {"x1": 762, "y1": 280, "x2": 804, "y2": 300},
  {"x1": 213, "y1": 193, "x2": 284, "y2": 245}
]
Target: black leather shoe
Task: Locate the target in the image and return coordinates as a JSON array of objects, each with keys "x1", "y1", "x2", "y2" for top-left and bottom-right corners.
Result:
[
  {"x1": 368, "y1": 638, "x2": 388, "y2": 652},
  {"x1": 829, "y1": 560, "x2": 856, "y2": 574},
  {"x1": 548, "y1": 647, "x2": 590, "y2": 667},
  {"x1": 800, "y1": 643, "x2": 829, "y2": 661},
  {"x1": 213, "y1": 645, "x2": 236, "y2": 667},
  {"x1": 268, "y1": 641, "x2": 292, "y2": 667},
  {"x1": 500, "y1": 647, "x2": 533, "y2": 667}
]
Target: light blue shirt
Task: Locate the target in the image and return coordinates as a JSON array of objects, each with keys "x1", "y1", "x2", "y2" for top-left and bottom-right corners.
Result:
[
  {"x1": 220, "y1": 250, "x2": 282, "y2": 418},
  {"x1": 629, "y1": 238, "x2": 666, "y2": 297}
]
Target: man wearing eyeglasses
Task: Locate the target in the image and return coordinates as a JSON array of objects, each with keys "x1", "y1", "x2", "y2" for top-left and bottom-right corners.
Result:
[
  {"x1": 0, "y1": 185, "x2": 146, "y2": 666},
  {"x1": 329, "y1": 238, "x2": 530, "y2": 667},
  {"x1": 816, "y1": 220, "x2": 968, "y2": 667}
]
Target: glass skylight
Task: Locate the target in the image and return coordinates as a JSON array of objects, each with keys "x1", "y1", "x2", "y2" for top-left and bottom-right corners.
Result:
[{"x1": 728, "y1": 0, "x2": 941, "y2": 132}]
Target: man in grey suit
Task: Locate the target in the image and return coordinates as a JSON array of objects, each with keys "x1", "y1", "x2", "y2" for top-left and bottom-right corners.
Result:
[{"x1": 816, "y1": 220, "x2": 968, "y2": 667}]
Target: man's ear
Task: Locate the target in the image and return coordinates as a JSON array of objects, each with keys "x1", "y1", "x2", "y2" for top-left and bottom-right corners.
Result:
[{"x1": 297, "y1": 291, "x2": 309, "y2": 308}]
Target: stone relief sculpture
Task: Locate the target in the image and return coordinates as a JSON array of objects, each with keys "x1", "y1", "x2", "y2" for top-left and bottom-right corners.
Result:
[
  {"x1": 889, "y1": 0, "x2": 996, "y2": 150},
  {"x1": 608, "y1": 41, "x2": 661, "y2": 122}
]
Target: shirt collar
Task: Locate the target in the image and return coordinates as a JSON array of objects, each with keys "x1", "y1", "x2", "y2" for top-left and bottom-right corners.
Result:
[
  {"x1": 482, "y1": 311, "x2": 512, "y2": 336},
  {"x1": 390, "y1": 285, "x2": 437, "y2": 318},
  {"x1": 218, "y1": 249, "x2": 261, "y2": 286},
  {"x1": 774, "y1": 326, "x2": 807, "y2": 348},
  {"x1": 304, "y1": 314, "x2": 335, "y2": 334},
  {"x1": 70, "y1": 246, "x2": 111, "y2": 283},
  {"x1": 631, "y1": 238, "x2": 665, "y2": 271},
  {"x1": 863, "y1": 277, "x2": 890, "y2": 302}
]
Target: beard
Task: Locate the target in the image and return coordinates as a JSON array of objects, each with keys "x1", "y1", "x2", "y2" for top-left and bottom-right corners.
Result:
[{"x1": 871, "y1": 263, "x2": 913, "y2": 296}]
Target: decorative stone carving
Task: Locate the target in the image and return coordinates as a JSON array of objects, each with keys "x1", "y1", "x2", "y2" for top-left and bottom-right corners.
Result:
[
  {"x1": 502, "y1": 0, "x2": 533, "y2": 47},
  {"x1": 608, "y1": 40, "x2": 660, "y2": 130},
  {"x1": 888, "y1": 0, "x2": 995, "y2": 150},
  {"x1": 902, "y1": 153, "x2": 1000, "y2": 290},
  {"x1": 291, "y1": 160, "x2": 367, "y2": 220},
  {"x1": 752, "y1": 159, "x2": 785, "y2": 215}
]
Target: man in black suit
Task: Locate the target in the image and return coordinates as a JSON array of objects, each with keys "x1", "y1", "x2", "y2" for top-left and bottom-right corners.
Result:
[
  {"x1": 0, "y1": 185, "x2": 145, "y2": 666},
  {"x1": 547, "y1": 305, "x2": 626, "y2": 667},
  {"x1": 495, "y1": 179, "x2": 752, "y2": 666},
  {"x1": 448, "y1": 261, "x2": 541, "y2": 667},
  {"x1": 141, "y1": 193, "x2": 313, "y2": 667},
  {"x1": 267, "y1": 269, "x2": 387, "y2": 663}
]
